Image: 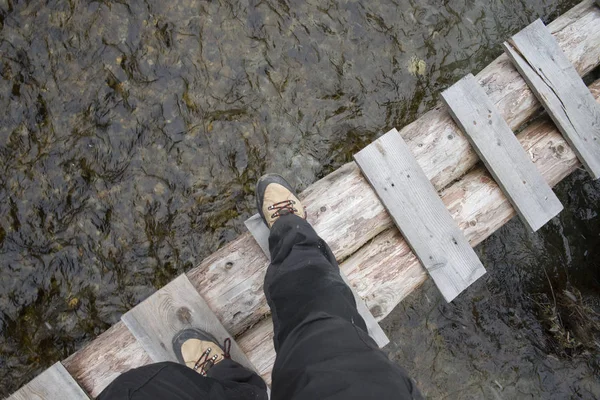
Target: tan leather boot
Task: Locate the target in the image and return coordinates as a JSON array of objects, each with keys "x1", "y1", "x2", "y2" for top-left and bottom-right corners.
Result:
[
  {"x1": 173, "y1": 329, "x2": 231, "y2": 376},
  {"x1": 256, "y1": 174, "x2": 306, "y2": 228}
]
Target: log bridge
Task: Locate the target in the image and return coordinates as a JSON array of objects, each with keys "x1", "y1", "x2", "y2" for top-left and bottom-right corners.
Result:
[{"x1": 7, "y1": 1, "x2": 600, "y2": 398}]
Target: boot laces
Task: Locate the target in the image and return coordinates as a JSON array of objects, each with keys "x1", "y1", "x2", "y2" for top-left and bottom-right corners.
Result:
[
  {"x1": 268, "y1": 200, "x2": 298, "y2": 218},
  {"x1": 192, "y1": 338, "x2": 231, "y2": 376}
]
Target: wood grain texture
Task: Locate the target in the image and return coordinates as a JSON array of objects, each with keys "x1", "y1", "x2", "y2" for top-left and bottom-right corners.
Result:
[
  {"x1": 244, "y1": 214, "x2": 271, "y2": 256},
  {"x1": 503, "y1": 19, "x2": 600, "y2": 179},
  {"x1": 244, "y1": 213, "x2": 390, "y2": 347},
  {"x1": 238, "y1": 81, "x2": 600, "y2": 383},
  {"x1": 8, "y1": 362, "x2": 89, "y2": 400},
  {"x1": 58, "y1": 4, "x2": 600, "y2": 395},
  {"x1": 442, "y1": 73, "x2": 563, "y2": 231},
  {"x1": 62, "y1": 322, "x2": 152, "y2": 398},
  {"x1": 354, "y1": 129, "x2": 486, "y2": 301},
  {"x1": 121, "y1": 274, "x2": 255, "y2": 372}
]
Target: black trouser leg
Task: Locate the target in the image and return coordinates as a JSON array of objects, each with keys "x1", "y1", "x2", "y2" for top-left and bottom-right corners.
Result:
[
  {"x1": 264, "y1": 214, "x2": 420, "y2": 400},
  {"x1": 97, "y1": 359, "x2": 267, "y2": 400}
]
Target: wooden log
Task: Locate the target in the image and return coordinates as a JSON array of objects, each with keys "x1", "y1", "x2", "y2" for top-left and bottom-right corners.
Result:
[
  {"x1": 442, "y1": 73, "x2": 563, "y2": 232},
  {"x1": 244, "y1": 212, "x2": 390, "y2": 347},
  {"x1": 354, "y1": 129, "x2": 486, "y2": 301},
  {"x1": 63, "y1": 322, "x2": 152, "y2": 398},
  {"x1": 61, "y1": 3, "x2": 600, "y2": 396},
  {"x1": 239, "y1": 80, "x2": 600, "y2": 384},
  {"x1": 8, "y1": 362, "x2": 89, "y2": 400},
  {"x1": 188, "y1": 1, "x2": 600, "y2": 341},
  {"x1": 504, "y1": 20, "x2": 600, "y2": 179},
  {"x1": 121, "y1": 274, "x2": 256, "y2": 371}
]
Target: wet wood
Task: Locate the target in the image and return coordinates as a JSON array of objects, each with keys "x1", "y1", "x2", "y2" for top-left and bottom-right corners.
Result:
[
  {"x1": 442, "y1": 73, "x2": 563, "y2": 231},
  {"x1": 9, "y1": 362, "x2": 89, "y2": 400},
  {"x1": 55, "y1": 3, "x2": 600, "y2": 396},
  {"x1": 121, "y1": 274, "x2": 255, "y2": 370},
  {"x1": 503, "y1": 19, "x2": 600, "y2": 179},
  {"x1": 354, "y1": 129, "x2": 486, "y2": 301},
  {"x1": 244, "y1": 213, "x2": 390, "y2": 347}
]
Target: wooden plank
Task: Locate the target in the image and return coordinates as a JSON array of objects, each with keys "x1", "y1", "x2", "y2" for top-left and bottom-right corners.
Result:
[
  {"x1": 503, "y1": 19, "x2": 600, "y2": 179},
  {"x1": 121, "y1": 274, "x2": 256, "y2": 372},
  {"x1": 9, "y1": 362, "x2": 89, "y2": 400},
  {"x1": 354, "y1": 128, "x2": 486, "y2": 302},
  {"x1": 244, "y1": 214, "x2": 271, "y2": 257},
  {"x1": 442, "y1": 73, "x2": 563, "y2": 232},
  {"x1": 187, "y1": 3, "x2": 600, "y2": 341},
  {"x1": 60, "y1": 5, "x2": 600, "y2": 394},
  {"x1": 241, "y1": 86, "x2": 594, "y2": 381},
  {"x1": 244, "y1": 213, "x2": 390, "y2": 347}
]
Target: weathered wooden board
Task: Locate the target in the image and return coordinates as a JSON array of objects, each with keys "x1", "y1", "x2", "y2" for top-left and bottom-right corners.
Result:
[
  {"x1": 354, "y1": 129, "x2": 486, "y2": 302},
  {"x1": 244, "y1": 214, "x2": 271, "y2": 257},
  {"x1": 244, "y1": 213, "x2": 390, "y2": 347},
  {"x1": 187, "y1": 2, "x2": 600, "y2": 341},
  {"x1": 241, "y1": 83, "x2": 596, "y2": 382},
  {"x1": 442, "y1": 73, "x2": 563, "y2": 232},
  {"x1": 503, "y1": 19, "x2": 600, "y2": 179},
  {"x1": 121, "y1": 274, "x2": 256, "y2": 372},
  {"x1": 60, "y1": 4, "x2": 600, "y2": 395},
  {"x1": 9, "y1": 362, "x2": 89, "y2": 400}
]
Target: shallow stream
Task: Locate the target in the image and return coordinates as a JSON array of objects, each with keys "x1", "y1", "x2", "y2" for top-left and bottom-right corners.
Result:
[{"x1": 1, "y1": 0, "x2": 597, "y2": 397}]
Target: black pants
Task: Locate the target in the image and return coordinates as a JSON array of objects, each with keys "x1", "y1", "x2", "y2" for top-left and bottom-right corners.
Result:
[{"x1": 99, "y1": 214, "x2": 419, "y2": 400}]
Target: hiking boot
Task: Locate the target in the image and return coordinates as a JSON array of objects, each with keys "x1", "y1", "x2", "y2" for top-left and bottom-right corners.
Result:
[
  {"x1": 173, "y1": 328, "x2": 232, "y2": 376},
  {"x1": 256, "y1": 174, "x2": 306, "y2": 228}
]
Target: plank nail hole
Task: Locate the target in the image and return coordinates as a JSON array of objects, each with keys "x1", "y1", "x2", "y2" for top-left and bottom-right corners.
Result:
[
  {"x1": 447, "y1": 134, "x2": 454, "y2": 140},
  {"x1": 522, "y1": 180, "x2": 527, "y2": 184},
  {"x1": 473, "y1": 121, "x2": 477, "y2": 125},
  {"x1": 320, "y1": 206, "x2": 327, "y2": 212},
  {"x1": 452, "y1": 238, "x2": 458, "y2": 245},
  {"x1": 391, "y1": 183, "x2": 395, "y2": 187},
  {"x1": 406, "y1": 174, "x2": 411, "y2": 178},
  {"x1": 225, "y1": 261, "x2": 234, "y2": 269}
]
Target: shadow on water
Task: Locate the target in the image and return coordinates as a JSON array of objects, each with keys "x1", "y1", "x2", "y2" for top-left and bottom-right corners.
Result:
[{"x1": 0, "y1": 0, "x2": 594, "y2": 396}]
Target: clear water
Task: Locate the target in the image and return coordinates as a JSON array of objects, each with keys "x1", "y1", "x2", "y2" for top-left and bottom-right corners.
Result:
[
  {"x1": 383, "y1": 170, "x2": 600, "y2": 399},
  {"x1": 0, "y1": 0, "x2": 596, "y2": 397}
]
